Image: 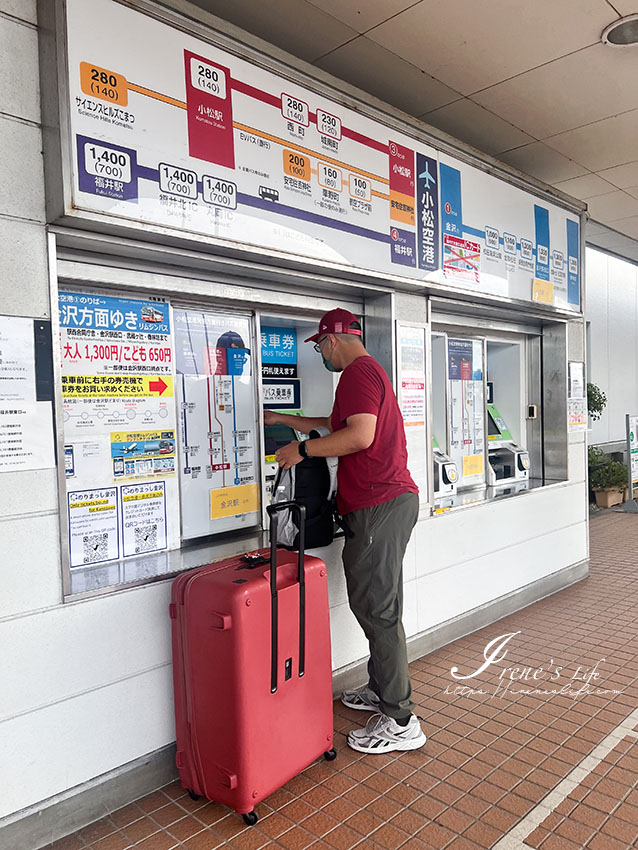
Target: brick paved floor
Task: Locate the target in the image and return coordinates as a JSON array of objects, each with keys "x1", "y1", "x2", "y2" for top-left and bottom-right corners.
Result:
[{"x1": 46, "y1": 513, "x2": 638, "y2": 850}]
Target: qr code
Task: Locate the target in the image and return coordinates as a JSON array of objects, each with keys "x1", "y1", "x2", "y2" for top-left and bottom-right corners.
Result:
[
  {"x1": 82, "y1": 533, "x2": 109, "y2": 564},
  {"x1": 134, "y1": 524, "x2": 158, "y2": 554}
]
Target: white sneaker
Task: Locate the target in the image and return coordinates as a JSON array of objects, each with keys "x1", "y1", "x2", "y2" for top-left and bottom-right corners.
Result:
[
  {"x1": 347, "y1": 713, "x2": 426, "y2": 754},
  {"x1": 341, "y1": 684, "x2": 381, "y2": 712}
]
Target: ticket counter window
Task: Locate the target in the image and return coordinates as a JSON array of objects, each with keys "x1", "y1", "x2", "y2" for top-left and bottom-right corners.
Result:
[{"x1": 431, "y1": 328, "x2": 540, "y2": 511}]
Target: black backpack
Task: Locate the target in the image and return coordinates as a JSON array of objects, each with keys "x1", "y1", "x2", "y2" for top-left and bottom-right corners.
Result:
[{"x1": 271, "y1": 428, "x2": 338, "y2": 550}]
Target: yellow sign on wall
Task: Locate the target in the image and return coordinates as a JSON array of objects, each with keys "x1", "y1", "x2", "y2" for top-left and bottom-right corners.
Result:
[
  {"x1": 532, "y1": 278, "x2": 554, "y2": 305},
  {"x1": 211, "y1": 483, "x2": 260, "y2": 519},
  {"x1": 463, "y1": 454, "x2": 484, "y2": 477}
]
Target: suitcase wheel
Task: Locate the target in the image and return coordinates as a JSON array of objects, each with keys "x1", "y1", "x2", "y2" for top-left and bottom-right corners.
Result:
[
  {"x1": 187, "y1": 789, "x2": 201, "y2": 801},
  {"x1": 323, "y1": 748, "x2": 337, "y2": 761},
  {"x1": 243, "y1": 811, "x2": 258, "y2": 826}
]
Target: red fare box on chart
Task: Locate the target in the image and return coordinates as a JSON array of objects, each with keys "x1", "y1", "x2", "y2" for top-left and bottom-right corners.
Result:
[
  {"x1": 184, "y1": 50, "x2": 235, "y2": 169},
  {"x1": 389, "y1": 141, "x2": 415, "y2": 227}
]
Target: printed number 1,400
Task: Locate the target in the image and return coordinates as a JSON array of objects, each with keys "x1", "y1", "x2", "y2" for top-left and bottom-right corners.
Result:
[
  {"x1": 84, "y1": 143, "x2": 132, "y2": 182},
  {"x1": 202, "y1": 176, "x2": 237, "y2": 209}
]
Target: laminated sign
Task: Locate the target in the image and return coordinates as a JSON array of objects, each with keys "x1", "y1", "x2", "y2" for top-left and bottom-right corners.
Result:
[{"x1": 60, "y1": 291, "x2": 179, "y2": 570}]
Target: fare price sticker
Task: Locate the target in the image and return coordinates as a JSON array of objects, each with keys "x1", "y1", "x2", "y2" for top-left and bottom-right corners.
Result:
[
  {"x1": 281, "y1": 93, "x2": 309, "y2": 126},
  {"x1": 159, "y1": 163, "x2": 198, "y2": 199},
  {"x1": 318, "y1": 162, "x2": 342, "y2": 191},
  {"x1": 190, "y1": 57, "x2": 227, "y2": 99},
  {"x1": 283, "y1": 150, "x2": 311, "y2": 181},
  {"x1": 316, "y1": 109, "x2": 341, "y2": 140},
  {"x1": 202, "y1": 175, "x2": 237, "y2": 209},
  {"x1": 84, "y1": 142, "x2": 132, "y2": 182},
  {"x1": 503, "y1": 232, "x2": 516, "y2": 255},
  {"x1": 80, "y1": 62, "x2": 128, "y2": 106},
  {"x1": 349, "y1": 174, "x2": 371, "y2": 201}
]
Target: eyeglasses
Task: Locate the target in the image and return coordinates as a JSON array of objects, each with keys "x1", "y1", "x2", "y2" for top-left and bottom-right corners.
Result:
[{"x1": 313, "y1": 336, "x2": 328, "y2": 353}]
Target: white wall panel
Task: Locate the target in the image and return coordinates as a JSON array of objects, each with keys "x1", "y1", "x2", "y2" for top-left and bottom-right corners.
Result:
[
  {"x1": 0, "y1": 514, "x2": 61, "y2": 617},
  {"x1": 0, "y1": 118, "x2": 45, "y2": 222},
  {"x1": 0, "y1": 14, "x2": 40, "y2": 123},
  {"x1": 309, "y1": 539, "x2": 346, "y2": 609},
  {"x1": 568, "y1": 441, "x2": 587, "y2": 483},
  {"x1": 586, "y1": 247, "x2": 610, "y2": 444},
  {"x1": 414, "y1": 484, "x2": 586, "y2": 579},
  {"x1": 0, "y1": 219, "x2": 50, "y2": 318},
  {"x1": 0, "y1": 665, "x2": 175, "y2": 819},
  {"x1": 402, "y1": 532, "x2": 417, "y2": 584},
  {"x1": 0, "y1": 1, "x2": 37, "y2": 24},
  {"x1": 606, "y1": 255, "x2": 637, "y2": 444},
  {"x1": 403, "y1": 578, "x2": 418, "y2": 639},
  {"x1": 0, "y1": 468, "x2": 58, "y2": 519},
  {"x1": 415, "y1": 521, "x2": 587, "y2": 634},
  {"x1": 586, "y1": 247, "x2": 638, "y2": 446},
  {"x1": 329, "y1": 601, "x2": 368, "y2": 671},
  {"x1": 0, "y1": 582, "x2": 172, "y2": 720}
]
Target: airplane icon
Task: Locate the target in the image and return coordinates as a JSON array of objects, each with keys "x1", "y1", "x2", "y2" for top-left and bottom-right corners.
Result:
[{"x1": 418, "y1": 162, "x2": 436, "y2": 189}]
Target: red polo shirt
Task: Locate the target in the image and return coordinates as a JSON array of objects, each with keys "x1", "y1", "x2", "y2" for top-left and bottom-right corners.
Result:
[{"x1": 330, "y1": 355, "x2": 418, "y2": 515}]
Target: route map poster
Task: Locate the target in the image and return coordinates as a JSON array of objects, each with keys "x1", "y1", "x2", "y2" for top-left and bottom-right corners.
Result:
[
  {"x1": 397, "y1": 324, "x2": 427, "y2": 503},
  {"x1": 174, "y1": 309, "x2": 260, "y2": 540},
  {"x1": 448, "y1": 339, "x2": 485, "y2": 488},
  {"x1": 60, "y1": 290, "x2": 179, "y2": 567},
  {"x1": 63, "y1": 0, "x2": 580, "y2": 310}
]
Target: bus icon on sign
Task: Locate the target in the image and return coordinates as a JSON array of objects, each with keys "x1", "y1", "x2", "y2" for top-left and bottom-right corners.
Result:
[
  {"x1": 141, "y1": 305, "x2": 165, "y2": 323},
  {"x1": 259, "y1": 185, "x2": 279, "y2": 202}
]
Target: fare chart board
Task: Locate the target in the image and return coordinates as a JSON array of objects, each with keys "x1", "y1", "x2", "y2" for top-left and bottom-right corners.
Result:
[{"x1": 64, "y1": 0, "x2": 581, "y2": 311}]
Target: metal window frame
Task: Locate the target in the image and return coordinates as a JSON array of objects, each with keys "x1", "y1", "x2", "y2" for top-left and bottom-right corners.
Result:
[{"x1": 50, "y1": 230, "x2": 371, "y2": 599}]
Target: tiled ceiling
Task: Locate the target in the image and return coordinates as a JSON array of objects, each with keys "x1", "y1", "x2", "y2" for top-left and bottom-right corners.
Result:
[{"x1": 189, "y1": 0, "x2": 638, "y2": 258}]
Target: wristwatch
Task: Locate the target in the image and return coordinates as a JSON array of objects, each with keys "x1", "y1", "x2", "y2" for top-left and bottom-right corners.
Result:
[{"x1": 298, "y1": 440, "x2": 309, "y2": 459}]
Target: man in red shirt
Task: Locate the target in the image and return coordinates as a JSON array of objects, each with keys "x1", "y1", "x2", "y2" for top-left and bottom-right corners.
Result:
[{"x1": 266, "y1": 308, "x2": 425, "y2": 754}]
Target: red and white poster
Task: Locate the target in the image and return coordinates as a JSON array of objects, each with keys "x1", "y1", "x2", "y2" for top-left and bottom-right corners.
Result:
[{"x1": 443, "y1": 235, "x2": 481, "y2": 284}]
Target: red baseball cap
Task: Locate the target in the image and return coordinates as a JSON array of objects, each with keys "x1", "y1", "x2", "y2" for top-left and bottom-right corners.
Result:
[{"x1": 304, "y1": 308, "x2": 362, "y2": 343}]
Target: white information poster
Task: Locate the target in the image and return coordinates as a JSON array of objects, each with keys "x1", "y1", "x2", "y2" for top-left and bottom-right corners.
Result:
[
  {"x1": 568, "y1": 399, "x2": 588, "y2": 433},
  {"x1": 63, "y1": 0, "x2": 580, "y2": 310},
  {"x1": 59, "y1": 290, "x2": 179, "y2": 568},
  {"x1": 397, "y1": 323, "x2": 427, "y2": 503},
  {"x1": 448, "y1": 338, "x2": 485, "y2": 487},
  {"x1": 0, "y1": 405, "x2": 56, "y2": 472},
  {"x1": 68, "y1": 486, "x2": 119, "y2": 567},
  {"x1": 0, "y1": 315, "x2": 55, "y2": 472},
  {"x1": 121, "y1": 481, "x2": 167, "y2": 557},
  {"x1": 568, "y1": 361, "x2": 585, "y2": 400},
  {"x1": 174, "y1": 309, "x2": 259, "y2": 539},
  {"x1": 0, "y1": 315, "x2": 37, "y2": 401}
]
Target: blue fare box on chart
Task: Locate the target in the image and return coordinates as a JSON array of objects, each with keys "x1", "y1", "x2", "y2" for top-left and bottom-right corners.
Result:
[{"x1": 76, "y1": 135, "x2": 139, "y2": 201}]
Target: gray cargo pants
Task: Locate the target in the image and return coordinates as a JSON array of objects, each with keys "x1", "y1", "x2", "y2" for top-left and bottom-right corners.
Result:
[{"x1": 341, "y1": 491, "x2": 419, "y2": 721}]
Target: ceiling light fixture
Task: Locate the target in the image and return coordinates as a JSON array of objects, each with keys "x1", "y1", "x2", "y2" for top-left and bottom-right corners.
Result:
[{"x1": 601, "y1": 14, "x2": 638, "y2": 46}]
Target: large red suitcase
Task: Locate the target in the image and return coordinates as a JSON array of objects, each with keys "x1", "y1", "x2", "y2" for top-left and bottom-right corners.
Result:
[{"x1": 170, "y1": 502, "x2": 335, "y2": 825}]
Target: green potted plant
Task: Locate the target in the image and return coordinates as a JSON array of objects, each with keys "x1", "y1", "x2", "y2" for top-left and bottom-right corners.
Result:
[
  {"x1": 590, "y1": 460, "x2": 628, "y2": 508},
  {"x1": 587, "y1": 382, "x2": 607, "y2": 422},
  {"x1": 587, "y1": 445, "x2": 608, "y2": 503}
]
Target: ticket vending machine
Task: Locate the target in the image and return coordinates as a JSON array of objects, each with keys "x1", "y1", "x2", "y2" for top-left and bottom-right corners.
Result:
[
  {"x1": 260, "y1": 315, "x2": 340, "y2": 516},
  {"x1": 263, "y1": 421, "x2": 302, "y2": 499},
  {"x1": 486, "y1": 403, "x2": 530, "y2": 486},
  {"x1": 433, "y1": 435, "x2": 458, "y2": 499}
]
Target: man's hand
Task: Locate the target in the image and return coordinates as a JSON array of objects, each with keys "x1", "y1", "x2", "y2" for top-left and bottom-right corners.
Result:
[
  {"x1": 264, "y1": 410, "x2": 280, "y2": 426},
  {"x1": 275, "y1": 440, "x2": 303, "y2": 470}
]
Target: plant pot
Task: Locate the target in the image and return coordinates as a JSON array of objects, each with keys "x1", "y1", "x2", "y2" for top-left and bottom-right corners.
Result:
[{"x1": 594, "y1": 489, "x2": 623, "y2": 509}]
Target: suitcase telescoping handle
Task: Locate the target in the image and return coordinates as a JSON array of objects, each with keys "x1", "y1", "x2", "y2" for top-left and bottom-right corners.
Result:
[{"x1": 266, "y1": 501, "x2": 306, "y2": 694}]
